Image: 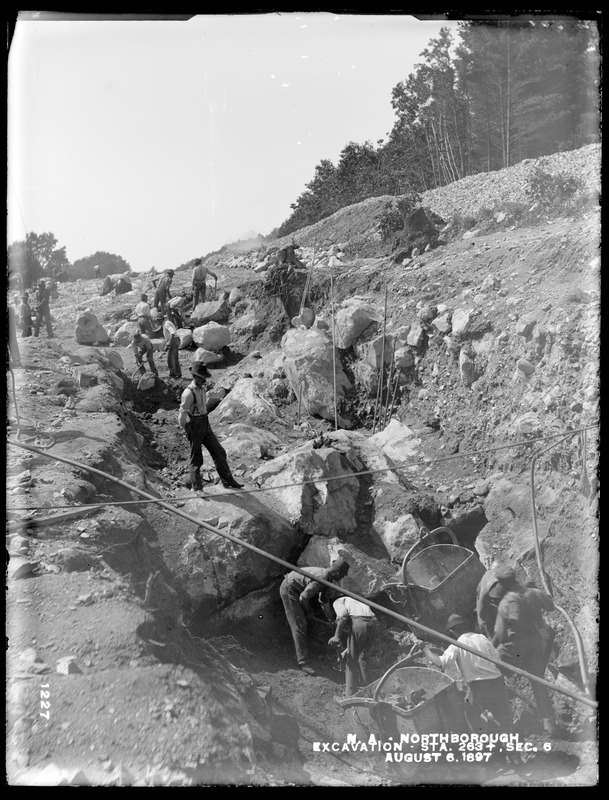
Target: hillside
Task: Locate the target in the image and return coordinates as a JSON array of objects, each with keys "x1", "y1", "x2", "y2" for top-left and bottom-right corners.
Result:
[{"x1": 7, "y1": 145, "x2": 599, "y2": 787}]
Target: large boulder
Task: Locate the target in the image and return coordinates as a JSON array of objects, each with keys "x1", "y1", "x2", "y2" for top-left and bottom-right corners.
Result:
[
  {"x1": 74, "y1": 312, "x2": 110, "y2": 345},
  {"x1": 221, "y1": 424, "x2": 282, "y2": 461},
  {"x1": 192, "y1": 321, "x2": 231, "y2": 352},
  {"x1": 230, "y1": 307, "x2": 268, "y2": 338},
  {"x1": 325, "y1": 430, "x2": 426, "y2": 562},
  {"x1": 370, "y1": 419, "x2": 422, "y2": 465},
  {"x1": 101, "y1": 349, "x2": 124, "y2": 370},
  {"x1": 298, "y1": 538, "x2": 396, "y2": 597},
  {"x1": 190, "y1": 296, "x2": 230, "y2": 327},
  {"x1": 281, "y1": 328, "x2": 353, "y2": 429},
  {"x1": 251, "y1": 443, "x2": 360, "y2": 536},
  {"x1": 334, "y1": 300, "x2": 379, "y2": 349},
  {"x1": 354, "y1": 334, "x2": 395, "y2": 369},
  {"x1": 180, "y1": 490, "x2": 305, "y2": 615},
  {"x1": 114, "y1": 321, "x2": 139, "y2": 347},
  {"x1": 210, "y1": 377, "x2": 280, "y2": 426},
  {"x1": 100, "y1": 274, "x2": 132, "y2": 296},
  {"x1": 176, "y1": 328, "x2": 194, "y2": 349},
  {"x1": 193, "y1": 348, "x2": 224, "y2": 365}
]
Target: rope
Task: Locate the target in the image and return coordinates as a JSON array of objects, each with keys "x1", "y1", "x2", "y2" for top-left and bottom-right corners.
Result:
[{"x1": 6, "y1": 438, "x2": 597, "y2": 711}]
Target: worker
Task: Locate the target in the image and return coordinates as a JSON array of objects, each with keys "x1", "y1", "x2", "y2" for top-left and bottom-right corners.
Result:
[
  {"x1": 178, "y1": 362, "x2": 244, "y2": 492},
  {"x1": 154, "y1": 269, "x2": 174, "y2": 312},
  {"x1": 524, "y1": 579, "x2": 557, "y2": 670},
  {"x1": 8, "y1": 304, "x2": 21, "y2": 367},
  {"x1": 279, "y1": 558, "x2": 350, "y2": 675},
  {"x1": 16, "y1": 294, "x2": 32, "y2": 337},
  {"x1": 131, "y1": 331, "x2": 158, "y2": 377},
  {"x1": 93, "y1": 264, "x2": 101, "y2": 280},
  {"x1": 33, "y1": 278, "x2": 54, "y2": 338},
  {"x1": 135, "y1": 293, "x2": 154, "y2": 336},
  {"x1": 162, "y1": 313, "x2": 182, "y2": 378},
  {"x1": 167, "y1": 293, "x2": 187, "y2": 328},
  {"x1": 491, "y1": 567, "x2": 557, "y2": 736},
  {"x1": 328, "y1": 593, "x2": 378, "y2": 696},
  {"x1": 476, "y1": 566, "x2": 509, "y2": 638},
  {"x1": 192, "y1": 258, "x2": 218, "y2": 307},
  {"x1": 275, "y1": 242, "x2": 305, "y2": 269},
  {"x1": 424, "y1": 614, "x2": 514, "y2": 735}
]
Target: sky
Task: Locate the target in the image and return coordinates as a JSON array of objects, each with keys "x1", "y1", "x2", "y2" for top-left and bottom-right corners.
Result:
[{"x1": 7, "y1": 12, "x2": 462, "y2": 273}]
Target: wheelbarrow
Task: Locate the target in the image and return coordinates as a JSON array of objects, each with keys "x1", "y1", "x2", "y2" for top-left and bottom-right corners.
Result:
[{"x1": 383, "y1": 527, "x2": 486, "y2": 639}]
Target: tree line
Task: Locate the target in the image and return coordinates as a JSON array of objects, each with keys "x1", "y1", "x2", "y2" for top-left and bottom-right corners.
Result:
[
  {"x1": 8, "y1": 232, "x2": 132, "y2": 291},
  {"x1": 273, "y1": 19, "x2": 599, "y2": 239}
]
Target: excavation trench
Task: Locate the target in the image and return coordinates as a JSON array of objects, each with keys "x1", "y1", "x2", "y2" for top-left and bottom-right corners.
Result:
[{"x1": 9, "y1": 377, "x2": 597, "y2": 785}]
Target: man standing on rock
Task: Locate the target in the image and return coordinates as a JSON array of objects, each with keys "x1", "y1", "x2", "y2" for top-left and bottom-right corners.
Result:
[
  {"x1": 279, "y1": 558, "x2": 350, "y2": 675},
  {"x1": 328, "y1": 593, "x2": 378, "y2": 696},
  {"x1": 178, "y1": 362, "x2": 244, "y2": 491},
  {"x1": 191, "y1": 258, "x2": 218, "y2": 307},
  {"x1": 131, "y1": 331, "x2": 159, "y2": 376}
]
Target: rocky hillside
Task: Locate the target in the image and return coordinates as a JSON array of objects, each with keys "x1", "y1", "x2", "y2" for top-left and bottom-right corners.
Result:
[{"x1": 7, "y1": 144, "x2": 599, "y2": 787}]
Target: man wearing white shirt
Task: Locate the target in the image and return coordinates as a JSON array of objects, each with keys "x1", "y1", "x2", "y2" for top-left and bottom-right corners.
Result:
[
  {"x1": 328, "y1": 594, "x2": 378, "y2": 696},
  {"x1": 162, "y1": 315, "x2": 181, "y2": 378},
  {"x1": 424, "y1": 614, "x2": 513, "y2": 734},
  {"x1": 135, "y1": 293, "x2": 153, "y2": 336}
]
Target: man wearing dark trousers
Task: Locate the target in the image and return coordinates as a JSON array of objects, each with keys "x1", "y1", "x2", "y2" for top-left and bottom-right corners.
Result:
[
  {"x1": 279, "y1": 558, "x2": 350, "y2": 675},
  {"x1": 33, "y1": 278, "x2": 54, "y2": 338},
  {"x1": 328, "y1": 594, "x2": 378, "y2": 696},
  {"x1": 178, "y1": 362, "x2": 243, "y2": 491}
]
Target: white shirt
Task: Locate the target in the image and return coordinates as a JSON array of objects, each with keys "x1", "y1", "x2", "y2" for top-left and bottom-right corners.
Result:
[
  {"x1": 162, "y1": 319, "x2": 177, "y2": 343},
  {"x1": 333, "y1": 596, "x2": 376, "y2": 619},
  {"x1": 135, "y1": 301, "x2": 151, "y2": 317},
  {"x1": 439, "y1": 632, "x2": 502, "y2": 683}
]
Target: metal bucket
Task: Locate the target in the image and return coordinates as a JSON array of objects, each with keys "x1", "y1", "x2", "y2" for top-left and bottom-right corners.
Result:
[
  {"x1": 384, "y1": 528, "x2": 485, "y2": 638},
  {"x1": 337, "y1": 666, "x2": 468, "y2": 781}
]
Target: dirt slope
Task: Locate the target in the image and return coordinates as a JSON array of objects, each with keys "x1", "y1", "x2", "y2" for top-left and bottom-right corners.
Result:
[{"x1": 6, "y1": 144, "x2": 599, "y2": 787}]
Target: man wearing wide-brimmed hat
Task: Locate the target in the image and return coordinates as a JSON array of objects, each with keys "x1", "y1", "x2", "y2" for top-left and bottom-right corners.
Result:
[{"x1": 177, "y1": 362, "x2": 243, "y2": 491}]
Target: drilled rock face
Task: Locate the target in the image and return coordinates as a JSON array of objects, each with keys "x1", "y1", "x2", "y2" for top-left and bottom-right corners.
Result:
[{"x1": 281, "y1": 328, "x2": 353, "y2": 428}]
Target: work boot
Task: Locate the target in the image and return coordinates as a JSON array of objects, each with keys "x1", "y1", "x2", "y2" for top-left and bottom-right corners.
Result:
[
  {"x1": 299, "y1": 663, "x2": 316, "y2": 676},
  {"x1": 222, "y1": 479, "x2": 244, "y2": 489},
  {"x1": 191, "y1": 469, "x2": 203, "y2": 491}
]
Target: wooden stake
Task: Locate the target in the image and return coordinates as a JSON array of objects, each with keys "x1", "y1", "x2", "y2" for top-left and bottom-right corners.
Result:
[
  {"x1": 297, "y1": 381, "x2": 303, "y2": 425},
  {"x1": 330, "y1": 273, "x2": 338, "y2": 430},
  {"x1": 387, "y1": 368, "x2": 401, "y2": 427},
  {"x1": 382, "y1": 337, "x2": 397, "y2": 429},
  {"x1": 372, "y1": 284, "x2": 388, "y2": 434}
]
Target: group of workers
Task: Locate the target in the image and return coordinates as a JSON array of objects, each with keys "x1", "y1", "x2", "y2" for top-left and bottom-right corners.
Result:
[
  {"x1": 13, "y1": 278, "x2": 55, "y2": 339},
  {"x1": 279, "y1": 557, "x2": 558, "y2": 740},
  {"x1": 130, "y1": 257, "x2": 220, "y2": 381},
  {"x1": 131, "y1": 259, "x2": 244, "y2": 494}
]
